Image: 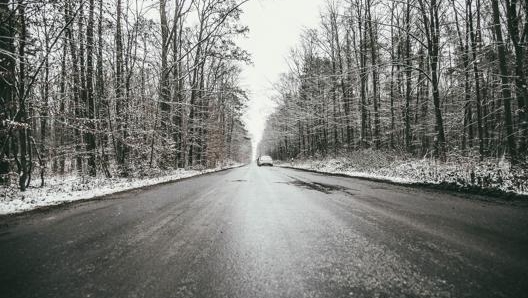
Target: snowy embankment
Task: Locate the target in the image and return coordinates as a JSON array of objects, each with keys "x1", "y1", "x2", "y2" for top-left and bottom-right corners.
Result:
[
  {"x1": 279, "y1": 150, "x2": 528, "y2": 197},
  {"x1": 0, "y1": 162, "x2": 243, "y2": 215}
]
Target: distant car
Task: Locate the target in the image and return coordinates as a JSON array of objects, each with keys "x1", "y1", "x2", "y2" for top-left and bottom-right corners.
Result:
[{"x1": 257, "y1": 155, "x2": 273, "y2": 166}]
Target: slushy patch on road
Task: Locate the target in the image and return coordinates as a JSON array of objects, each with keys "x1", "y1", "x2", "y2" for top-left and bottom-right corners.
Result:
[
  {"x1": 279, "y1": 178, "x2": 348, "y2": 194},
  {"x1": 0, "y1": 163, "x2": 242, "y2": 215}
]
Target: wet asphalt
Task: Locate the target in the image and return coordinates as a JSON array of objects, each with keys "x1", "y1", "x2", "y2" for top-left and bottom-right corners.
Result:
[{"x1": 1, "y1": 164, "x2": 527, "y2": 298}]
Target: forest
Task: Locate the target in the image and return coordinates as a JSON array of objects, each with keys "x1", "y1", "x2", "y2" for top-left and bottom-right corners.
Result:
[
  {"x1": 259, "y1": 0, "x2": 528, "y2": 173},
  {"x1": 0, "y1": 0, "x2": 252, "y2": 192}
]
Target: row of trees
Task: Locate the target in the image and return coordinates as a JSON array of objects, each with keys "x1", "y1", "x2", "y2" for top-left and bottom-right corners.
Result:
[
  {"x1": 1, "y1": 0, "x2": 252, "y2": 190},
  {"x1": 260, "y1": 0, "x2": 528, "y2": 165}
]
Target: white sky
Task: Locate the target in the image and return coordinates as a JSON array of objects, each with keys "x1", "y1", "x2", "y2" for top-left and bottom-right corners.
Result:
[{"x1": 237, "y1": 0, "x2": 326, "y2": 156}]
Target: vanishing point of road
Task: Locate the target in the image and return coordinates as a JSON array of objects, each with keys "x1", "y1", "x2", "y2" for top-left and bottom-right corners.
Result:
[{"x1": 1, "y1": 165, "x2": 527, "y2": 298}]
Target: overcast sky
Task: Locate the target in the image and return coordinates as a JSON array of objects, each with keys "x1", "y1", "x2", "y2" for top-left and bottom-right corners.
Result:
[{"x1": 237, "y1": 0, "x2": 326, "y2": 155}]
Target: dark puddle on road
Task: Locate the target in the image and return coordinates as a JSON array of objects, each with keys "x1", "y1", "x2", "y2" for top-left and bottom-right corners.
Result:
[
  {"x1": 231, "y1": 179, "x2": 247, "y2": 182},
  {"x1": 279, "y1": 179, "x2": 350, "y2": 194}
]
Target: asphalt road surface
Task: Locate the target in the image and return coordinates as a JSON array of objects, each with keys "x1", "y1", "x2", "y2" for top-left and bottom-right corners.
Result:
[{"x1": 1, "y1": 165, "x2": 528, "y2": 298}]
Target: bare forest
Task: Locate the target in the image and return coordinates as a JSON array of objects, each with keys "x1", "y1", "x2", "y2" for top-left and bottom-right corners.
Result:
[
  {"x1": 259, "y1": 0, "x2": 528, "y2": 180},
  {"x1": 1, "y1": 1, "x2": 528, "y2": 296},
  {"x1": 0, "y1": 0, "x2": 252, "y2": 192}
]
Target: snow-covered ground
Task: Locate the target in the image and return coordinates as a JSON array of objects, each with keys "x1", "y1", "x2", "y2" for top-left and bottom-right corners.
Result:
[
  {"x1": 280, "y1": 150, "x2": 528, "y2": 196},
  {"x1": 0, "y1": 163, "x2": 243, "y2": 215}
]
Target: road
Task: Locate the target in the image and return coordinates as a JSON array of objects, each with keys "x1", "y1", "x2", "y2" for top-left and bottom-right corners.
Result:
[{"x1": 1, "y1": 165, "x2": 527, "y2": 298}]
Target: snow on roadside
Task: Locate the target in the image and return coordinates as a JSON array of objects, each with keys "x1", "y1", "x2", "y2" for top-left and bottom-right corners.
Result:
[
  {"x1": 0, "y1": 163, "x2": 243, "y2": 215},
  {"x1": 278, "y1": 158, "x2": 419, "y2": 184},
  {"x1": 279, "y1": 152, "x2": 528, "y2": 196}
]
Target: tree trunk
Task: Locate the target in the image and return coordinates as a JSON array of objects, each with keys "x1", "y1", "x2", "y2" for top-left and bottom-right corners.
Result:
[
  {"x1": 467, "y1": 0, "x2": 485, "y2": 158},
  {"x1": 418, "y1": 0, "x2": 447, "y2": 160},
  {"x1": 0, "y1": 0, "x2": 15, "y2": 183},
  {"x1": 85, "y1": 0, "x2": 97, "y2": 176},
  {"x1": 96, "y1": 0, "x2": 110, "y2": 178},
  {"x1": 356, "y1": 3, "x2": 368, "y2": 148},
  {"x1": 367, "y1": 0, "x2": 380, "y2": 149},
  {"x1": 65, "y1": 1, "x2": 83, "y2": 173},
  {"x1": 40, "y1": 11, "x2": 50, "y2": 186},
  {"x1": 404, "y1": 0, "x2": 413, "y2": 153},
  {"x1": 17, "y1": 0, "x2": 28, "y2": 190},
  {"x1": 491, "y1": 0, "x2": 517, "y2": 161},
  {"x1": 115, "y1": 0, "x2": 127, "y2": 173},
  {"x1": 159, "y1": 0, "x2": 170, "y2": 167},
  {"x1": 504, "y1": 0, "x2": 528, "y2": 156}
]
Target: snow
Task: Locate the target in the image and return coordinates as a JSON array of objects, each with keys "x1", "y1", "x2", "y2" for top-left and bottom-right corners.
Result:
[
  {"x1": 280, "y1": 151, "x2": 528, "y2": 196},
  {"x1": 0, "y1": 163, "x2": 243, "y2": 215}
]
